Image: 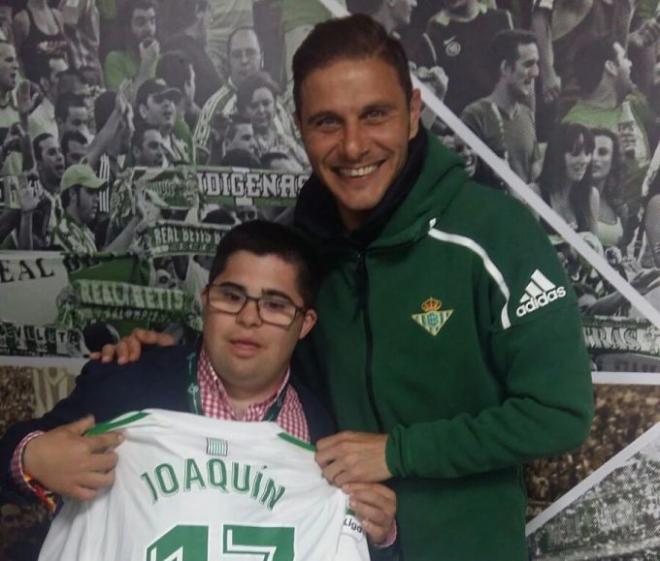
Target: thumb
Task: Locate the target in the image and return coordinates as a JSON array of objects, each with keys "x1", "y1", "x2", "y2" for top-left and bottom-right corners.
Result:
[{"x1": 66, "y1": 415, "x2": 96, "y2": 435}]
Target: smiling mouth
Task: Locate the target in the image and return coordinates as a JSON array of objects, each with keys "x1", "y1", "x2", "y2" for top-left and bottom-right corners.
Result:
[{"x1": 335, "y1": 163, "x2": 381, "y2": 178}]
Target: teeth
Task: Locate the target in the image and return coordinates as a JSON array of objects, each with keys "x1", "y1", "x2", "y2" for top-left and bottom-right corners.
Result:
[{"x1": 338, "y1": 165, "x2": 378, "y2": 177}]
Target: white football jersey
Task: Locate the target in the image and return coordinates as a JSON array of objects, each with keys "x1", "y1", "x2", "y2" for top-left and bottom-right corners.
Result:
[{"x1": 39, "y1": 409, "x2": 370, "y2": 561}]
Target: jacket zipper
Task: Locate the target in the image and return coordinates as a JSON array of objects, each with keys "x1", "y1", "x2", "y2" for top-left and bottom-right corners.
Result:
[{"x1": 356, "y1": 251, "x2": 384, "y2": 431}]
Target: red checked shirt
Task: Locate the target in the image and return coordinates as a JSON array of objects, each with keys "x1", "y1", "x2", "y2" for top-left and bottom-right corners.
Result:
[{"x1": 196, "y1": 347, "x2": 310, "y2": 442}]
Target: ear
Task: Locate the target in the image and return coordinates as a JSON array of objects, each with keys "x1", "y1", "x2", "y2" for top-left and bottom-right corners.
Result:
[
  {"x1": 408, "y1": 88, "x2": 422, "y2": 139},
  {"x1": 298, "y1": 308, "x2": 317, "y2": 340},
  {"x1": 500, "y1": 59, "x2": 509, "y2": 77},
  {"x1": 138, "y1": 104, "x2": 148, "y2": 120},
  {"x1": 604, "y1": 59, "x2": 617, "y2": 77}
]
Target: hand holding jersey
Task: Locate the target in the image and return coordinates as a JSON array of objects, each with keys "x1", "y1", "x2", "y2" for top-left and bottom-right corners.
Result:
[
  {"x1": 23, "y1": 416, "x2": 123, "y2": 501},
  {"x1": 316, "y1": 432, "x2": 392, "y2": 486}
]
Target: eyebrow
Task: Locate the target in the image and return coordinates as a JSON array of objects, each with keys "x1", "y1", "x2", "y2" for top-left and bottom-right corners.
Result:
[
  {"x1": 305, "y1": 110, "x2": 339, "y2": 126},
  {"x1": 305, "y1": 102, "x2": 396, "y2": 126},
  {"x1": 216, "y1": 281, "x2": 295, "y2": 302}
]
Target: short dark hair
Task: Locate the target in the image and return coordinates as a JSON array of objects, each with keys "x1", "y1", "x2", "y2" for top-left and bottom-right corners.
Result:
[
  {"x1": 208, "y1": 220, "x2": 321, "y2": 308},
  {"x1": 55, "y1": 93, "x2": 86, "y2": 122},
  {"x1": 292, "y1": 14, "x2": 412, "y2": 116},
  {"x1": 489, "y1": 29, "x2": 537, "y2": 80},
  {"x1": 33, "y1": 132, "x2": 54, "y2": 162},
  {"x1": 574, "y1": 37, "x2": 617, "y2": 95},
  {"x1": 120, "y1": 0, "x2": 157, "y2": 26},
  {"x1": 236, "y1": 71, "x2": 279, "y2": 115},
  {"x1": 61, "y1": 130, "x2": 88, "y2": 154}
]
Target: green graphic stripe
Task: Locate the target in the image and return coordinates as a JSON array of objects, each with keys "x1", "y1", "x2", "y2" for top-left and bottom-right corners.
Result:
[
  {"x1": 86, "y1": 411, "x2": 150, "y2": 435},
  {"x1": 277, "y1": 432, "x2": 315, "y2": 452}
]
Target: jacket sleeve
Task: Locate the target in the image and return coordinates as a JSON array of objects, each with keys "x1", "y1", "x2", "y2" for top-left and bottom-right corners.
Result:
[
  {"x1": 0, "y1": 361, "x2": 106, "y2": 499},
  {"x1": 386, "y1": 201, "x2": 594, "y2": 479}
]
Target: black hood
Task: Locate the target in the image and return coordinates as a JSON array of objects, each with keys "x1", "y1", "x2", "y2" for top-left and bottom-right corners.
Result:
[{"x1": 294, "y1": 128, "x2": 429, "y2": 249}]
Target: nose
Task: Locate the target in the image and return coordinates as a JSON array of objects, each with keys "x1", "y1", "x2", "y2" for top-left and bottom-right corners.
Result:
[
  {"x1": 340, "y1": 121, "x2": 368, "y2": 162},
  {"x1": 236, "y1": 298, "x2": 262, "y2": 327}
]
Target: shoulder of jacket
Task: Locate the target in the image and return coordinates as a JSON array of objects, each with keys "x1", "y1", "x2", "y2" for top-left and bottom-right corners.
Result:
[
  {"x1": 81, "y1": 344, "x2": 191, "y2": 379},
  {"x1": 430, "y1": 183, "x2": 542, "y2": 260}
]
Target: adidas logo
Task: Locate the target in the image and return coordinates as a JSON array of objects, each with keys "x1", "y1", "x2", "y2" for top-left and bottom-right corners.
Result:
[{"x1": 515, "y1": 270, "x2": 566, "y2": 318}]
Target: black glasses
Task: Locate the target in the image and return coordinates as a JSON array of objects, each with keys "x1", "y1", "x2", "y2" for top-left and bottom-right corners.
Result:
[{"x1": 206, "y1": 284, "x2": 304, "y2": 327}]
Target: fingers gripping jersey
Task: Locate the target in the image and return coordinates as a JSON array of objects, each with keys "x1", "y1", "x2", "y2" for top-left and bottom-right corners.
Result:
[{"x1": 38, "y1": 410, "x2": 369, "y2": 561}]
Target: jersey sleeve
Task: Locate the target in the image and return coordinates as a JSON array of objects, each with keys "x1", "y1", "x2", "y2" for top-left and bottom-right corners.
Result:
[{"x1": 386, "y1": 199, "x2": 594, "y2": 479}]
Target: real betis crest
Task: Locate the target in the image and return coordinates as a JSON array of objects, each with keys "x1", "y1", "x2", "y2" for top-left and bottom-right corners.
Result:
[{"x1": 412, "y1": 297, "x2": 453, "y2": 336}]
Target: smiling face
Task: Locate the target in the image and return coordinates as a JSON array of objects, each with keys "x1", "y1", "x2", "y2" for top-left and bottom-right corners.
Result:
[
  {"x1": 246, "y1": 86, "x2": 275, "y2": 133},
  {"x1": 296, "y1": 56, "x2": 421, "y2": 231},
  {"x1": 564, "y1": 140, "x2": 592, "y2": 184},
  {"x1": 504, "y1": 42, "x2": 539, "y2": 101},
  {"x1": 202, "y1": 250, "x2": 316, "y2": 401},
  {"x1": 592, "y1": 134, "x2": 614, "y2": 183}
]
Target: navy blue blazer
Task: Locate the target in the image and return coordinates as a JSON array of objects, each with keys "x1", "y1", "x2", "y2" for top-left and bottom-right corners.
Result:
[{"x1": 0, "y1": 345, "x2": 336, "y2": 500}]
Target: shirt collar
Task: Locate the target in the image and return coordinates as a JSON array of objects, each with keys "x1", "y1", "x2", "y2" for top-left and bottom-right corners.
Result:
[{"x1": 197, "y1": 346, "x2": 290, "y2": 413}]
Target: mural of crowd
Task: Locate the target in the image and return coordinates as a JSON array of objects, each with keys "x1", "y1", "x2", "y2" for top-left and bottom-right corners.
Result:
[{"x1": 0, "y1": 0, "x2": 657, "y2": 365}]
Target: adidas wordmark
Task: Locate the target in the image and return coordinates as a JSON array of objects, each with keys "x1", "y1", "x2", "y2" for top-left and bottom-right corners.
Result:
[{"x1": 515, "y1": 269, "x2": 566, "y2": 318}]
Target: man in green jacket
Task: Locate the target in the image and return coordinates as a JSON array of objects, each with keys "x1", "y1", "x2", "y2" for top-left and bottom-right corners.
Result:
[
  {"x1": 102, "y1": 14, "x2": 594, "y2": 561},
  {"x1": 291, "y1": 14, "x2": 592, "y2": 561}
]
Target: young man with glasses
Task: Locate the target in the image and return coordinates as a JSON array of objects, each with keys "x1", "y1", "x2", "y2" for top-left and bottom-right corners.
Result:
[{"x1": 0, "y1": 220, "x2": 397, "y2": 554}]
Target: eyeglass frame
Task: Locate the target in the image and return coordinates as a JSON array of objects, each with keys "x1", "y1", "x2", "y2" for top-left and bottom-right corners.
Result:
[{"x1": 204, "y1": 283, "x2": 307, "y2": 327}]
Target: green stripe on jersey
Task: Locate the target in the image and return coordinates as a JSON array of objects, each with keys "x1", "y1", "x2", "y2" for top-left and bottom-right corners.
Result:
[
  {"x1": 86, "y1": 411, "x2": 150, "y2": 435},
  {"x1": 277, "y1": 431, "x2": 315, "y2": 452}
]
